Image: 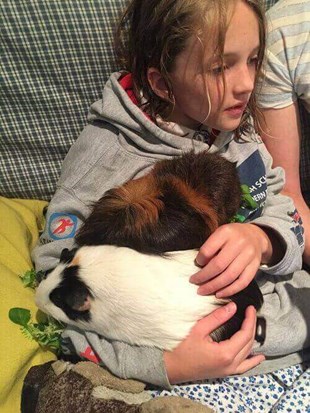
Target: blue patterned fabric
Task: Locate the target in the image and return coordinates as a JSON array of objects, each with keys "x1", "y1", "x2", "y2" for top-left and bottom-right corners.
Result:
[{"x1": 150, "y1": 363, "x2": 310, "y2": 413}]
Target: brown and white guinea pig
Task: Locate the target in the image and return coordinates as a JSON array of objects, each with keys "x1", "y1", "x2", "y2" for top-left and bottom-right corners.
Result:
[
  {"x1": 35, "y1": 151, "x2": 265, "y2": 350},
  {"x1": 77, "y1": 150, "x2": 243, "y2": 253}
]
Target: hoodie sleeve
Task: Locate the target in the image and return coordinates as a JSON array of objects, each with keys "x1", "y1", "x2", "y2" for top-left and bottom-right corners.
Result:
[
  {"x1": 31, "y1": 186, "x2": 89, "y2": 272},
  {"x1": 251, "y1": 142, "x2": 304, "y2": 274},
  {"x1": 31, "y1": 123, "x2": 106, "y2": 272},
  {"x1": 61, "y1": 326, "x2": 172, "y2": 389},
  {"x1": 31, "y1": 120, "x2": 171, "y2": 387},
  {"x1": 32, "y1": 121, "x2": 155, "y2": 272}
]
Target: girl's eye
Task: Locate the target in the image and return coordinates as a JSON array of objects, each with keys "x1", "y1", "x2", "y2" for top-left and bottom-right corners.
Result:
[
  {"x1": 211, "y1": 65, "x2": 228, "y2": 75},
  {"x1": 249, "y1": 56, "x2": 259, "y2": 68}
]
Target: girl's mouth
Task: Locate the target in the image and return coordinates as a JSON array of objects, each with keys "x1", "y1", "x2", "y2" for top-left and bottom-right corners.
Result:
[{"x1": 225, "y1": 103, "x2": 247, "y2": 117}]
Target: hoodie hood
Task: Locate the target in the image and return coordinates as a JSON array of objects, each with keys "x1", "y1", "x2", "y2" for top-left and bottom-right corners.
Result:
[{"x1": 87, "y1": 72, "x2": 235, "y2": 157}]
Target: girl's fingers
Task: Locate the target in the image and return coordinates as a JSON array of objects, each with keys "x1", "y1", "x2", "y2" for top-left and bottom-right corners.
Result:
[
  {"x1": 196, "y1": 254, "x2": 251, "y2": 295},
  {"x1": 215, "y1": 263, "x2": 258, "y2": 298},
  {"x1": 233, "y1": 330, "x2": 256, "y2": 363},
  {"x1": 190, "y1": 266, "x2": 219, "y2": 285},
  {"x1": 194, "y1": 227, "x2": 232, "y2": 268},
  {"x1": 215, "y1": 305, "x2": 264, "y2": 376},
  {"x1": 192, "y1": 233, "x2": 253, "y2": 286},
  {"x1": 220, "y1": 306, "x2": 257, "y2": 359},
  {"x1": 191, "y1": 241, "x2": 239, "y2": 285},
  {"x1": 193, "y1": 302, "x2": 237, "y2": 337},
  {"x1": 232, "y1": 305, "x2": 259, "y2": 362},
  {"x1": 235, "y1": 354, "x2": 265, "y2": 375}
]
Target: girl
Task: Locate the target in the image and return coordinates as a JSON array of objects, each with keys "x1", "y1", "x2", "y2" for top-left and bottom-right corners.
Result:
[{"x1": 33, "y1": 0, "x2": 309, "y2": 409}]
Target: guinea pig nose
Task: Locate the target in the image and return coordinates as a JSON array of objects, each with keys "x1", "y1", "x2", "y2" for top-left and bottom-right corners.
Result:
[
  {"x1": 72, "y1": 296, "x2": 91, "y2": 312},
  {"x1": 65, "y1": 285, "x2": 90, "y2": 311}
]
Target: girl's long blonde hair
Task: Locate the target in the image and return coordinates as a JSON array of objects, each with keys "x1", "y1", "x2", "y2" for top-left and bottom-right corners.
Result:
[{"x1": 116, "y1": 0, "x2": 266, "y2": 139}]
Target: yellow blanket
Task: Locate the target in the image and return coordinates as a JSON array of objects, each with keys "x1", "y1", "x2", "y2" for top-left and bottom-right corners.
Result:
[{"x1": 0, "y1": 197, "x2": 56, "y2": 413}]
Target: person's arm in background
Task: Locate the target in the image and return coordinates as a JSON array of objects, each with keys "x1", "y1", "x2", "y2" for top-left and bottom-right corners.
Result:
[
  {"x1": 259, "y1": 102, "x2": 310, "y2": 266},
  {"x1": 256, "y1": 0, "x2": 310, "y2": 266}
]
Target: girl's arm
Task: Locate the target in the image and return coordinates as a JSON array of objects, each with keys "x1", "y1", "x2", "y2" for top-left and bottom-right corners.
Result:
[
  {"x1": 32, "y1": 122, "x2": 154, "y2": 272},
  {"x1": 164, "y1": 304, "x2": 264, "y2": 384},
  {"x1": 190, "y1": 140, "x2": 305, "y2": 298},
  {"x1": 62, "y1": 303, "x2": 264, "y2": 387}
]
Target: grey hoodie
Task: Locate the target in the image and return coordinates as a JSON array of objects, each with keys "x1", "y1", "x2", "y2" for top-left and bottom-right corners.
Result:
[{"x1": 32, "y1": 72, "x2": 309, "y2": 388}]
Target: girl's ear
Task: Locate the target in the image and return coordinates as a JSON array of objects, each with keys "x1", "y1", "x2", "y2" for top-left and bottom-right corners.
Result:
[{"x1": 147, "y1": 67, "x2": 170, "y2": 100}]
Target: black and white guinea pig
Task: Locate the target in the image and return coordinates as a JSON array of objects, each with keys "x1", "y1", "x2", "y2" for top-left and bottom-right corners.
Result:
[
  {"x1": 35, "y1": 151, "x2": 265, "y2": 350},
  {"x1": 36, "y1": 246, "x2": 227, "y2": 350},
  {"x1": 35, "y1": 245, "x2": 264, "y2": 350}
]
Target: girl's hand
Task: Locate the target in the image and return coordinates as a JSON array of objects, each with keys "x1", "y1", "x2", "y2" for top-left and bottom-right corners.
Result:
[
  {"x1": 190, "y1": 223, "x2": 274, "y2": 298},
  {"x1": 164, "y1": 303, "x2": 265, "y2": 384}
]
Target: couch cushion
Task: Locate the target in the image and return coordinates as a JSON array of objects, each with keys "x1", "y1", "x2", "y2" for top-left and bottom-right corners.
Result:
[{"x1": 1, "y1": 0, "x2": 125, "y2": 200}]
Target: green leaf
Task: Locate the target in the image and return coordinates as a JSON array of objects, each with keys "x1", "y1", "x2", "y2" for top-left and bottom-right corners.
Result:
[
  {"x1": 10, "y1": 272, "x2": 65, "y2": 354},
  {"x1": 20, "y1": 269, "x2": 38, "y2": 289},
  {"x1": 240, "y1": 185, "x2": 258, "y2": 209},
  {"x1": 230, "y1": 213, "x2": 246, "y2": 223},
  {"x1": 8, "y1": 308, "x2": 31, "y2": 327},
  {"x1": 21, "y1": 326, "x2": 35, "y2": 341},
  {"x1": 243, "y1": 193, "x2": 258, "y2": 209},
  {"x1": 32, "y1": 322, "x2": 46, "y2": 331},
  {"x1": 240, "y1": 184, "x2": 251, "y2": 195}
]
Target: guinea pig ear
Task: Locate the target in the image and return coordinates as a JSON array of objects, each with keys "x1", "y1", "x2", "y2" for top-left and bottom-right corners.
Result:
[{"x1": 60, "y1": 248, "x2": 78, "y2": 264}]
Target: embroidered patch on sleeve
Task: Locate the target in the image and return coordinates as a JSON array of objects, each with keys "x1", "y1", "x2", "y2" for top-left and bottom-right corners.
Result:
[
  {"x1": 48, "y1": 213, "x2": 78, "y2": 240},
  {"x1": 288, "y1": 209, "x2": 304, "y2": 246}
]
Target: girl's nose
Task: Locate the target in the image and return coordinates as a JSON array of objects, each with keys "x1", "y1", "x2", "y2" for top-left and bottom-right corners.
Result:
[{"x1": 233, "y1": 66, "x2": 255, "y2": 96}]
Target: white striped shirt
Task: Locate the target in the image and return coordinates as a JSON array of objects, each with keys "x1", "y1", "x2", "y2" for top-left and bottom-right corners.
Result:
[{"x1": 258, "y1": 0, "x2": 310, "y2": 112}]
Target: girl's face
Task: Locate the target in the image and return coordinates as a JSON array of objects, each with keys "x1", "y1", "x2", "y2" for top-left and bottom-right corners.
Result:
[{"x1": 168, "y1": 0, "x2": 260, "y2": 131}]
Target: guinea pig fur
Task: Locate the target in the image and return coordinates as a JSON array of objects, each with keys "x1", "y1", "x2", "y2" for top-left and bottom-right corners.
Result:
[
  {"x1": 35, "y1": 245, "x2": 228, "y2": 350},
  {"x1": 35, "y1": 151, "x2": 265, "y2": 350},
  {"x1": 76, "y1": 151, "x2": 243, "y2": 253}
]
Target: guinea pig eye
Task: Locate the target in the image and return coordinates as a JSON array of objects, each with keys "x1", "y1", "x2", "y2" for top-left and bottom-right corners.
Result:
[
  {"x1": 49, "y1": 268, "x2": 92, "y2": 322},
  {"x1": 36, "y1": 269, "x2": 53, "y2": 284}
]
